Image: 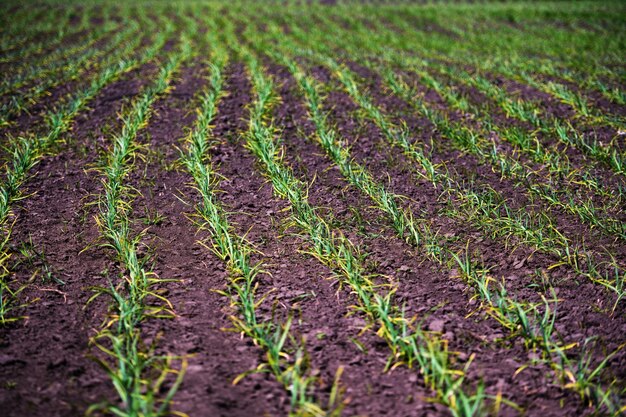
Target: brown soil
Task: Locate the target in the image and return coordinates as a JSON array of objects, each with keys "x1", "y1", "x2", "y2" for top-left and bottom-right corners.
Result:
[
  {"x1": 257, "y1": 59, "x2": 618, "y2": 416},
  {"x1": 1, "y1": 6, "x2": 625, "y2": 417},
  {"x1": 0, "y1": 60, "x2": 151, "y2": 417},
  {"x1": 278, "y1": 56, "x2": 626, "y2": 414}
]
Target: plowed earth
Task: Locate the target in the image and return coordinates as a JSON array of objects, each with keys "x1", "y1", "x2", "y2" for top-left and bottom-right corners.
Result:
[{"x1": 1, "y1": 3, "x2": 625, "y2": 417}]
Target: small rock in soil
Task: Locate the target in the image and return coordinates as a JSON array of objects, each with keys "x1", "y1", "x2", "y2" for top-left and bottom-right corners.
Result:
[{"x1": 428, "y1": 319, "x2": 445, "y2": 332}]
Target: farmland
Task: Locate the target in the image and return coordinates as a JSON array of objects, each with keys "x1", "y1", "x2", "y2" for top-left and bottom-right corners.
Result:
[{"x1": 0, "y1": 0, "x2": 625, "y2": 416}]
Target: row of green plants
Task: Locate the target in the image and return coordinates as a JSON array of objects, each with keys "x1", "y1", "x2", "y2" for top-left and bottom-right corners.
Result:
[
  {"x1": 87, "y1": 31, "x2": 192, "y2": 417},
  {"x1": 408, "y1": 60, "x2": 623, "y2": 199},
  {"x1": 435, "y1": 62, "x2": 626, "y2": 175},
  {"x1": 179, "y1": 44, "x2": 341, "y2": 416},
  {"x1": 476, "y1": 58, "x2": 624, "y2": 127}
]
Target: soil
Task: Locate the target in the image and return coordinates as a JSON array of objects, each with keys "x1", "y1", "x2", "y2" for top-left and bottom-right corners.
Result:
[
  {"x1": 0, "y1": 59, "x2": 152, "y2": 417},
  {"x1": 1, "y1": 3, "x2": 625, "y2": 417},
  {"x1": 206, "y1": 63, "x2": 441, "y2": 417},
  {"x1": 276, "y1": 60, "x2": 624, "y2": 416}
]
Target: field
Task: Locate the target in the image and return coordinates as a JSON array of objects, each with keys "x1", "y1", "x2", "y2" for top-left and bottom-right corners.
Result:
[{"x1": 0, "y1": 0, "x2": 625, "y2": 416}]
